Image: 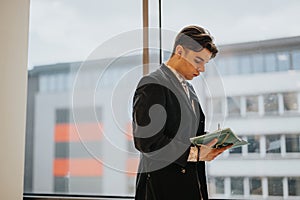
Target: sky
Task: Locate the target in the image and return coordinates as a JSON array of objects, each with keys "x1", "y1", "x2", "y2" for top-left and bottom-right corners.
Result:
[{"x1": 28, "y1": 0, "x2": 300, "y2": 69}]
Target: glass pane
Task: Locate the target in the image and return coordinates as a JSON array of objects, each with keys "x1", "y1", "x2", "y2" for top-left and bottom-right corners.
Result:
[
  {"x1": 292, "y1": 50, "x2": 300, "y2": 70},
  {"x1": 288, "y1": 177, "x2": 300, "y2": 196},
  {"x1": 162, "y1": 0, "x2": 300, "y2": 199},
  {"x1": 249, "y1": 177, "x2": 262, "y2": 195},
  {"x1": 265, "y1": 53, "x2": 277, "y2": 72},
  {"x1": 25, "y1": 0, "x2": 142, "y2": 196},
  {"x1": 264, "y1": 93, "x2": 279, "y2": 115},
  {"x1": 268, "y1": 177, "x2": 283, "y2": 196},
  {"x1": 253, "y1": 53, "x2": 264, "y2": 73},
  {"x1": 231, "y1": 177, "x2": 244, "y2": 195},
  {"x1": 227, "y1": 96, "x2": 241, "y2": 117},
  {"x1": 246, "y1": 95, "x2": 259, "y2": 113},
  {"x1": 240, "y1": 55, "x2": 252, "y2": 74},
  {"x1": 247, "y1": 135, "x2": 260, "y2": 153},
  {"x1": 277, "y1": 52, "x2": 290, "y2": 71},
  {"x1": 212, "y1": 98, "x2": 223, "y2": 114},
  {"x1": 286, "y1": 134, "x2": 300, "y2": 152},
  {"x1": 230, "y1": 146, "x2": 242, "y2": 154},
  {"x1": 228, "y1": 57, "x2": 240, "y2": 75},
  {"x1": 215, "y1": 177, "x2": 225, "y2": 194},
  {"x1": 266, "y1": 135, "x2": 281, "y2": 153},
  {"x1": 283, "y1": 92, "x2": 298, "y2": 111}
]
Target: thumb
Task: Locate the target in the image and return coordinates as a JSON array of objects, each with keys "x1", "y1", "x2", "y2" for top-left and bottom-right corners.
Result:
[{"x1": 205, "y1": 138, "x2": 218, "y2": 147}]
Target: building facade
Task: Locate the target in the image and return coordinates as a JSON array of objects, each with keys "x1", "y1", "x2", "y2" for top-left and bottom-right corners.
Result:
[{"x1": 25, "y1": 36, "x2": 300, "y2": 199}]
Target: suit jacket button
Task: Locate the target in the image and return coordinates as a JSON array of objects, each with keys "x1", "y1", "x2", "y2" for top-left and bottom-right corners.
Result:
[{"x1": 181, "y1": 168, "x2": 186, "y2": 174}]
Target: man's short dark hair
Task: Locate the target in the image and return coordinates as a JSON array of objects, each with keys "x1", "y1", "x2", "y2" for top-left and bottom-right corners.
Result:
[{"x1": 171, "y1": 25, "x2": 218, "y2": 58}]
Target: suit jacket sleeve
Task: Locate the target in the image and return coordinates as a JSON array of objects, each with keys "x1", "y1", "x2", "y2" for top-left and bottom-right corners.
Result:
[{"x1": 132, "y1": 82, "x2": 172, "y2": 153}]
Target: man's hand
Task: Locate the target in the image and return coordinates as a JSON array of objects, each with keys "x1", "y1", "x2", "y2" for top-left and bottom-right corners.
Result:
[{"x1": 199, "y1": 138, "x2": 232, "y2": 161}]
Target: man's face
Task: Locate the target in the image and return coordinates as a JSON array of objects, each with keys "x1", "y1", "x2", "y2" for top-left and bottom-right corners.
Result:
[{"x1": 176, "y1": 46, "x2": 212, "y2": 80}]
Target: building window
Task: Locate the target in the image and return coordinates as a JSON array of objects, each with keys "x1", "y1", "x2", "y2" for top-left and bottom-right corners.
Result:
[
  {"x1": 288, "y1": 177, "x2": 300, "y2": 196},
  {"x1": 268, "y1": 177, "x2": 283, "y2": 196},
  {"x1": 265, "y1": 53, "x2": 277, "y2": 72},
  {"x1": 292, "y1": 50, "x2": 300, "y2": 70},
  {"x1": 266, "y1": 135, "x2": 281, "y2": 153},
  {"x1": 227, "y1": 57, "x2": 240, "y2": 75},
  {"x1": 264, "y1": 93, "x2": 279, "y2": 115},
  {"x1": 277, "y1": 52, "x2": 290, "y2": 71},
  {"x1": 215, "y1": 177, "x2": 225, "y2": 194},
  {"x1": 227, "y1": 96, "x2": 241, "y2": 117},
  {"x1": 249, "y1": 177, "x2": 262, "y2": 195},
  {"x1": 286, "y1": 134, "x2": 300, "y2": 153},
  {"x1": 253, "y1": 53, "x2": 264, "y2": 73},
  {"x1": 240, "y1": 55, "x2": 252, "y2": 74},
  {"x1": 229, "y1": 146, "x2": 242, "y2": 154},
  {"x1": 247, "y1": 135, "x2": 260, "y2": 153},
  {"x1": 231, "y1": 177, "x2": 244, "y2": 195},
  {"x1": 216, "y1": 57, "x2": 229, "y2": 76},
  {"x1": 211, "y1": 98, "x2": 223, "y2": 115},
  {"x1": 246, "y1": 95, "x2": 259, "y2": 114},
  {"x1": 283, "y1": 92, "x2": 298, "y2": 112}
]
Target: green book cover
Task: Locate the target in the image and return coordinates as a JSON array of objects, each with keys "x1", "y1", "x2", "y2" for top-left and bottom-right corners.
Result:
[{"x1": 190, "y1": 128, "x2": 248, "y2": 149}]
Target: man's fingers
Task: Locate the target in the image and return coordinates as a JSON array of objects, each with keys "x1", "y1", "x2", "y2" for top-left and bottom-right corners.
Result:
[{"x1": 205, "y1": 138, "x2": 218, "y2": 147}]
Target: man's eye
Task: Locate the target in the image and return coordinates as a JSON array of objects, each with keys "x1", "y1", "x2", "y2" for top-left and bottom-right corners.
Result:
[{"x1": 194, "y1": 59, "x2": 202, "y2": 64}]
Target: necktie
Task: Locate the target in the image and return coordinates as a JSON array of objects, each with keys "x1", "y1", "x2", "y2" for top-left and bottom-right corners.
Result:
[
  {"x1": 181, "y1": 80, "x2": 190, "y2": 99},
  {"x1": 181, "y1": 80, "x2": 195, "y2": 113}
]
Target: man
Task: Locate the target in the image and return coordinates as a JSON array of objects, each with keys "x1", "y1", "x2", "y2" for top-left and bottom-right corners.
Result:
[{"x1": 132, "y1": 25, "x2": 231, "y2": 200}]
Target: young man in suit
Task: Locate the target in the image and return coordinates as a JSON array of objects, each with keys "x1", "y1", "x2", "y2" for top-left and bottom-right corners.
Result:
[{"x1": 132, "y1": 25, "x2": 231, "y2": 200}]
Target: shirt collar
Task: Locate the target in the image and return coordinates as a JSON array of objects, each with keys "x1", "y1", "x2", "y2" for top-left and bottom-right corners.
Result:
[{"x1": 165, "y1": 64, "x2": 186, "y2": 83}]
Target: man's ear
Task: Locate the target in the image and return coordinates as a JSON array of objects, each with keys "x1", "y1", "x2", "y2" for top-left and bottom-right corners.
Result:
[{"x1": 175, "y1": 45, "x2": 184, "y2": 56}]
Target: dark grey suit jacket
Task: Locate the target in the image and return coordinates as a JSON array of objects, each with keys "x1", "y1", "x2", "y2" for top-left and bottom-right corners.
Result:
[{"x1": 132, "y1": 64, "x2": 208, "y2": 199}]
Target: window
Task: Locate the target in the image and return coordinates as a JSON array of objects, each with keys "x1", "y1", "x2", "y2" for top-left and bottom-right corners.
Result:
[
  {"x1": 253, "y1": 53, "x2": 264, "y2": 73},
  {"x1": 26, "y1": 0, "x2": 142, "y2": 196},
  {"x1": 266, "y1": 135, "x2": 281, "y2": 153},
  {"x1": 264, "y1": 93, "x2": 279, "y2": 115},
  {"x1": 265, "y1": 53, "x2": 277, "y2": 72},
  {"x1": 229, "y1": 146, "x2": 242, "y2": 154},
  {"x1": 246, "y1": 95, "x2": 259, "y2": 114},
  {"x1": 247, "y1": 135, "x2": 260, "y2": 153},
  {"x1": 215, "y1": 57, "x2": 229, "y2": 76},
  {"x1": 286, "y1": 134, "x2": 300, "y2": 153},
  {"x1": 240, "y1": 55, "x2": 252, "y2": 74},
  {"x1": 292, "y1": 50, "x2": 300, "y2": 70},
  {"x1": 277, "y1": 52, "x2": 290, "y2": 71},
  {"x1": 283, "y1": 92, "x2": 298, "y2": 112},
  {"x1": 249, "y1": 177, "x2": 262, "y2": 195},
  {"x1": 231, "y1": 177, "x2": 244, "y2": 195},
  {"x1": 227, "y1": 96, "x2": 241, "y2": 117},
  {"x1": 288, "y1": 177, "x2": 300, "y2": 196},
  {"x1": 215, "y1": 177, "x2": 225, "y2": 194},
  {"x1": 227, "y1": 57, "x2": 240, "y2": 75},
  {"x1": 210, "y1": 98, "x2": 223, "y2": 115},
  {"x1": 268, "y1": 177, "x2": 283, "y2": 196}
]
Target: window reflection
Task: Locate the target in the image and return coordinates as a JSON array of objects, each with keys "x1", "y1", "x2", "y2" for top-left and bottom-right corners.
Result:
[
  {"x1": 268, "y1": 177, "x2": 283, "y2": 196},
  {"x1": 286, "y1": 134, "x2": 300, "y2": 153},
  {"x1": 277, "y1": 52, "x2": 290, "y2": 71},
  {"x1": 253, "y1": 53, "x2": 264, "y2": 73},
  {"x1": 264, "y1": 93, "x2": 279, "y2": 115},
  {"x1": 227, "y1": 96, "x2": 241, "y2": 117},
  {"x1": 265, "y1": 53, "x2": 277, "y2": 72},
  {"x1": 292, "y1": 50, "x2": 300, "y2": 70},
  {"x1": 246, "y1": 95, "x2": 259, "y2": 114},
  {"x1": 231, "y1": 177, "x2": 244, "y2": 195},
  {"x1": 240, "y1": 55, "x2": 252, "y2": 74},
  {"x1": 266, "y1": 135, "x2": 281, "y2": 153},
  {"x1": 247, "y1": 135, "x2": 260, "y2": 153},
  {"x1": 283, "y1": 92, "x2": 298, "y2": 112},
  {"x1": 249, "y1": 177, "x2": 262, "y2": 195},
  {"x1": 289, "y1": 177, "x2": 300, "y2": 196}
]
